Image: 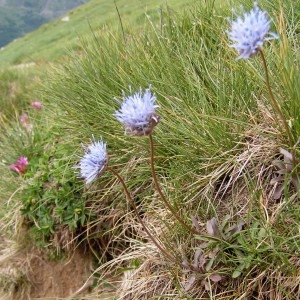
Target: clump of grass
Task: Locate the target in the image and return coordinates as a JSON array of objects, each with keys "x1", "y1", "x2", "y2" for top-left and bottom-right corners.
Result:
[
  {"x1": 0, "y1": 66, "x2": 43, "y2": 119},
  {"x1": 0, "y1": 104, "x2": 142, "y2": 263},
  {"x1": 0, "y1": 105, "x2": 86, "y2": 253}
]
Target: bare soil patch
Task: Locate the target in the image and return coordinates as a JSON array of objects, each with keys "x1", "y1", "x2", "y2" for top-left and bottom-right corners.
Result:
[
  {"x1": 27, "y1": 247, "x2": 93, "y2": 299},
  {"x1": 0, "y1": 236, "x2": 93, "y2": 300}
]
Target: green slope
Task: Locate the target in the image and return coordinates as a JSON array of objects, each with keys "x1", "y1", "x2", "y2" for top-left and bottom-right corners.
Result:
[
  {"x1": 0, "y1": 0, "x2": 192, "y2": 68},
  {"x1": 0, "y1": 0, "x2": 89, "y2": 48}
]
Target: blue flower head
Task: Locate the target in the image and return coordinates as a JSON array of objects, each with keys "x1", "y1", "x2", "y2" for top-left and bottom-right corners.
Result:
[
  {"x1": 78, "y1": 137, "x2": 108, "y2": 184},
  {"x1": 114, "y1": 86, "x2": 159, "y2": 136},
  {"x1": 228, "y1": 2, "x2": 278, "y2": 59}
]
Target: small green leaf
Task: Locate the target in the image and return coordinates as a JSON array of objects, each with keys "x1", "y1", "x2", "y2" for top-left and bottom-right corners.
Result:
[
  {"x1": 205, "y1": 256, "x2": 215, "y2": 271},
  {"x1": 232, "y1": 263, "x2": 245, "y2": 278},
  {"x1": 232, "y1": 269, "x2": 242, "y2": 278},
  {"x1": 258, "y1": 227, "x2": 266, "y2": 239}
]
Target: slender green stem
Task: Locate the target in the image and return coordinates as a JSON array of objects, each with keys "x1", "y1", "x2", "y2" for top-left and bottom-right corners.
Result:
[
  {"x1": 108, "y1": 166, "x2": 201, "y2": 272},
  {"x1": 107, "y1": 166, "x2": 175, "y2": 262},
  {"x1": 259, "y1": 50, "x2": 293, "y2": 147},
  {"x1": 149, "y1": 134, "x2": 198, "y2": 235}
]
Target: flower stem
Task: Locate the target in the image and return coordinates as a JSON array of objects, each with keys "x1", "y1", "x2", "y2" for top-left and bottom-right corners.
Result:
[
  {"x1": 107, "y1": 166, "x2": 175, "y2": 262},
  {"x1": 108, "y1": 166, "x2": 205, "y2": 272},
  {"x1": 259, "y1": 50, "x2": 293, "y2": 147},
  {"x1": 149, "y1": 134, "x2": 198, "y2": 235}
]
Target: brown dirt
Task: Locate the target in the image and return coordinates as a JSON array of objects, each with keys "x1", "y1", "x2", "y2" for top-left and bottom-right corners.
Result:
[
  {"x1": 0, "y1": 235, "x2": 94, "y2": 300},
  {"x1": 27, "y1": 247, "x2": 93, "y2": 300}
]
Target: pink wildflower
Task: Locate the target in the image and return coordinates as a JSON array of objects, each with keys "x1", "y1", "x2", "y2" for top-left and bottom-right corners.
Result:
[
  {"x1": 20, "y1": 113, "x2": 31, "y2": 128},
  {"x1": 20, "y1": 113, "x2": 29, "y2": 123},
  {"x1": 9, "y1": 156, "x2": 29, "y2": 174},
  {"x1": 20, "y1": 113, "x2": 32, "y2": 130},
  {"x1": 31, "y1": 101, "x2": 42, "y2": 110}
]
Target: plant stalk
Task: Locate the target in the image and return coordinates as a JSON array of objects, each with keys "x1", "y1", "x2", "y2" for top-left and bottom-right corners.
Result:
[
  {"x1": 259, "y1": 50, "x2": 293, "y2": 147},
  {"x1": 108, "y1": 166, "x2": 200, "y2": 272},
  {"x1": 149, "y1": 133, "x2": 198, "y2": 235},
  {"x1": 107, "y1": 166, "x2": 175, "y2": 262}
]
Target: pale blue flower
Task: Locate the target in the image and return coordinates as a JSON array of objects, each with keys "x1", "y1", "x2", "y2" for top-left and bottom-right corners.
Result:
[
  {"x1": 114, "y1": 86, "x2": 159, "y2": 136},
  {"x1": 78, "y1": 137, "x2": 108, "y2": 184},
  {"x1": 228, "y1": 2, "x2": 278, "y2": 59}
]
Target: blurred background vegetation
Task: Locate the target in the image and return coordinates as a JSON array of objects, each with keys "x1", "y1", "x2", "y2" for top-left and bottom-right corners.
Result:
[{"x1": 0, "y1": 0, "x2": 88, "y2": 48}]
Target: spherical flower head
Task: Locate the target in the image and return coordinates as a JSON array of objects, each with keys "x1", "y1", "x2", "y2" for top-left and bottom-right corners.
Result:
[
  {"x1": 9, "y1": 156, "x2": 28, "y2": 174},
  {"x1": 20, "y1": 113, "x2": 29, "y2": 124},
  {"x1": 228, "y1": 2, "x2": 278, "y2": 59},
  {"x1": 78, "y1": 137, "x2": 108, "y2": 184},
  {"x1": 114, "y1": 86, "x2": 159, "y2": 136},
  {"x1": 20, "y1": 113, "x2": 32, "y2": 130},
  {"x1": 31, "y1": 101, "x2": 42, "y2": 110}
]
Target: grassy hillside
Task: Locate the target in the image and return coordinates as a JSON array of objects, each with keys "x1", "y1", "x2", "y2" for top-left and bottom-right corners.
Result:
[
  {"x1": 0, "y1": 0, "x2": 88, "y2": 48},
  {"x1": 0, "y1": 0, "x2": 192, "y2": 68}
]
